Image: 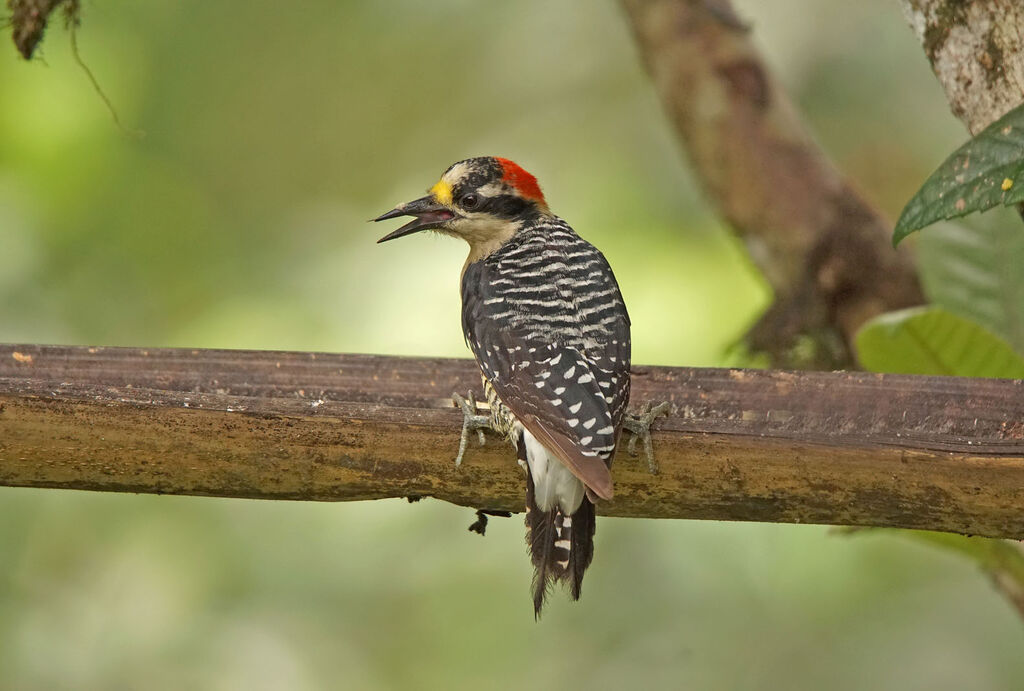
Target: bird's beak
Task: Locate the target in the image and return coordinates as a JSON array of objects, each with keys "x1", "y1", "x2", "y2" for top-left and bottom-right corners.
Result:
[{"x1": 373, "y1": 196, "x2": 457, "y2": 243}]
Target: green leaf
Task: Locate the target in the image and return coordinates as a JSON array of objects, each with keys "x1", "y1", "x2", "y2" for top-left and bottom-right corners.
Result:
[
  {"x1": 917, "y1": 213, "x2": 1024, "y2": 354},
  {"x1": 894, "y1": 102, "x2": 1024, "y2": 245},
  {"x1": 855, "y1": 306, "x2": 1024, "y2": 378}
]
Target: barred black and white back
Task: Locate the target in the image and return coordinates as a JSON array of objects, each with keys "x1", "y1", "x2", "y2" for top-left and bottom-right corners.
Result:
[{"x1": 462, "y1": 217, "x2": 631, "y2": 616}]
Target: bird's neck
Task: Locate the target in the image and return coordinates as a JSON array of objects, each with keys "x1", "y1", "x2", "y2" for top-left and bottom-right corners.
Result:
[{"x1": 454, "y1": 218, "x2": 523, "y2": 280}]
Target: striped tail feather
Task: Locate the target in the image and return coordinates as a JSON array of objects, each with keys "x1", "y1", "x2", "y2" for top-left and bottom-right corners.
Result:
[
  {"x1": 567, "y1": 495, "x2": 596, "y2": 600},
  {"x1": 525, "y1": 471, "x2": 597, "y2": 618}
]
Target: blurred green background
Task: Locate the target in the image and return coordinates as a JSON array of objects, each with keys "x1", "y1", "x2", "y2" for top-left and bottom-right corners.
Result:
[{"x1": 2, "y1": 1, "x2": 1022, "y2": 689}]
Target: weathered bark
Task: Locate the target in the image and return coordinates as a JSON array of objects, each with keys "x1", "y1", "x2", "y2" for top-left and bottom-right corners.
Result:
[
  {"x1": 620, "y1": 0, "x2": 925, "y2": 369},
  {"x1": 900, "y1": 0, "x2": 1024, "y2": 134},
  {"x1": 3, "y1": 345, "x2": 1024, "y2": 538}
]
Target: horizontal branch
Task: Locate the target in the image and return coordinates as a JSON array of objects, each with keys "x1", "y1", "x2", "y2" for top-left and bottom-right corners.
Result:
[{"x1": 1, "y1": 345, "x2": 1023, "y2": 538}]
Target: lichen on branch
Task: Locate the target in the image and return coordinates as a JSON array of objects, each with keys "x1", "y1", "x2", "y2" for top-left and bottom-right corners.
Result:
[{"x1": 901, "y1": 0, "x2": 1024, "y2": 133}]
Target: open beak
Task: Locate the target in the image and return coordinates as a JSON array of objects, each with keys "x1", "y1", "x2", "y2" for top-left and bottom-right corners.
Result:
[{"x1": 373, "y1": 196, "x2": 457, "y2": 243}]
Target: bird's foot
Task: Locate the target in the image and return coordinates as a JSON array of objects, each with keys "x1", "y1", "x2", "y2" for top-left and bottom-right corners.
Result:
[
  {"x1": 467, "y1": 509, "x2": 513, "y2": 536},
  {"x1": 452, "y1": 391, "x2": 491, "y2": 467},
  {"x1": 623, "y1": 401, "x2": 671, "y2": 474}
]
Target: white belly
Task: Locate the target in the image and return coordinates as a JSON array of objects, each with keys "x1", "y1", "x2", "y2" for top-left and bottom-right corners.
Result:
[{"x1": 521, "y1": 428, "x2": 585, "y2": 514}]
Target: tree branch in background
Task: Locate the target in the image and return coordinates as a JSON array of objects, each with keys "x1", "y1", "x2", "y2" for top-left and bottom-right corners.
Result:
[
  {"x1": 900, "y1": 0, "x2": 1024, "y2": 135},
  {"x1": 620, "y1": 0, "x2": 924, "y2": 369},
  {"x1": 899, "y1": 0, "x2": 1024, "y2": 230},
  {"x1": 4, "y1": 345, "x2": 1024, "y2": 538}
]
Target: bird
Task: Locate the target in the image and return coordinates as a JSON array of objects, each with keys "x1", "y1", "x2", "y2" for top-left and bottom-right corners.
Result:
[{"x1": 374, "y1": 157, "x2": 666, "y2": 617}]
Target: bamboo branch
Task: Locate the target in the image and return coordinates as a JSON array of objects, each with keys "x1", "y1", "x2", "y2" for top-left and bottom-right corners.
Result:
[
  {"x1": 2, "y1": 344, "x2": 1023, "y2": 538},
  {"x1": 620, "y1": 0, "x2": 925, "y2": 368}
]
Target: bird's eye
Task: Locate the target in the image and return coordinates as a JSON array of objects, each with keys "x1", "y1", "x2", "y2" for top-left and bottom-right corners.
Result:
[{"x1": 460, "y1": 193, "x2": 479, "y2": 210}]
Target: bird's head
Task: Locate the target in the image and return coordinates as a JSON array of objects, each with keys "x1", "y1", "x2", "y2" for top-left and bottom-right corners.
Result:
[{"x1": 375, "y1": 157, "x2": 550, "y2": 259}]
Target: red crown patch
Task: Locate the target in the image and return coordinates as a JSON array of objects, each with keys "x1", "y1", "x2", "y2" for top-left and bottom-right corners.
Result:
[{"x1": 496, "y1": 158, "x2": 546, "y2": 206}]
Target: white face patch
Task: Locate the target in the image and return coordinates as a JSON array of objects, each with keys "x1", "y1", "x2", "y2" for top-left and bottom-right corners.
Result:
[
  {"x1": 475, "y1": 182, "x2": 505, "y2": 198},
  {"x1": 439, "y1": 160, "x2": 523, "y2": 268},
  {"x1": 441, "y1": 161, "x2": 471, "y2": 188}
]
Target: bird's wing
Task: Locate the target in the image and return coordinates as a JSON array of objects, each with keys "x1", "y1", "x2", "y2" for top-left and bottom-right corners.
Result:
[
  {"x1": 491, "y1": 341, "x2": 617, "y2": 500},
  {"x1": 461, "y1": 240, "x2": 631, "y2": 500}
]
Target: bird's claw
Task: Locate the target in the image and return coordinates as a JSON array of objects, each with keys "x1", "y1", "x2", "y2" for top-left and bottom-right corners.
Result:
[
  {"x1": 623, "y1": 401, "x2": 670, "y2": 474},
  {"x1": 452, "y1": 391, "x2": 490, "y2": 467}
]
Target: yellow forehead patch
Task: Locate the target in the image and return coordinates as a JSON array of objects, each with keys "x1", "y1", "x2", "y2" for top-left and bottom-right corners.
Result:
[{"x1": 430, "y1": 179, "x2": 453, "y2": 206}]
